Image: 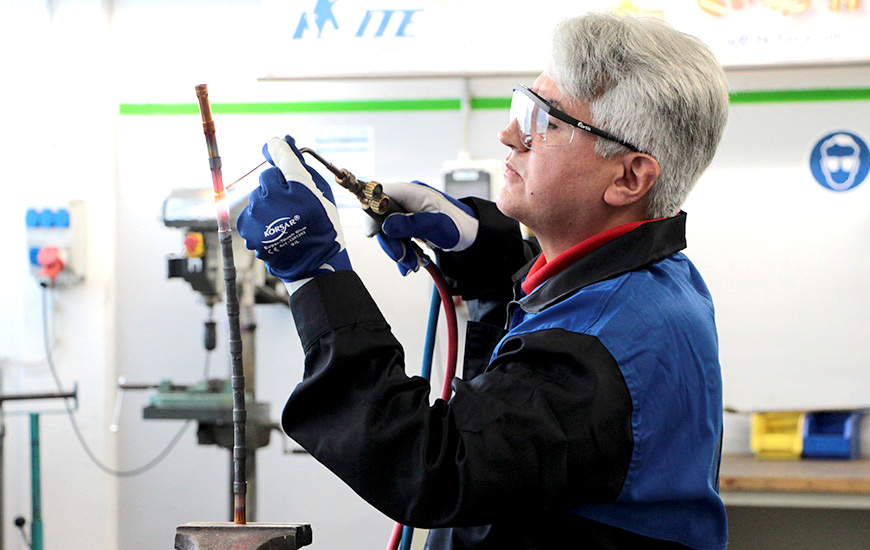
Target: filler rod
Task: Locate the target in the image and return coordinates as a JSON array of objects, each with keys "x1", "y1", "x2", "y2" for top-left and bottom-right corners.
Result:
[{"x1": 194, "y1": 84, "x2": 247, "y2": 525}]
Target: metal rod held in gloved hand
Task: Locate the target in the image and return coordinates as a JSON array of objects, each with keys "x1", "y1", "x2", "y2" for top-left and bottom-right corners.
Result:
[{"x1": 195, "y1": 83, "x2": 247, "y2": 525}]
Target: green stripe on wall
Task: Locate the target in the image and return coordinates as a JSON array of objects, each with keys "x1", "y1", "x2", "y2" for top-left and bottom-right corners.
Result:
[
  {"x1": 120, "y1": 98, "x2": 460, "y2": 115},
  {"x1": 729, "y1": 88, "x2": 870, "y2": 103},
  {"x1": 120, "y1": 88, "x2": 869, "y2": 115},
  {"x1": 471, "y1": 97, "x2": 511, "y2": 109},
  {"x1": 120, "y1": 104, "x2": 200, "y2": 115}
]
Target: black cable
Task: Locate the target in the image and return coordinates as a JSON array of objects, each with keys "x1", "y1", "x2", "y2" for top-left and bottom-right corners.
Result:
[
  {"x1": 40, "y1": 283, "x2": 191, "y2": 477},
  {"x1": 14, "y1": 516, "x2": 31, "y2": 548}
]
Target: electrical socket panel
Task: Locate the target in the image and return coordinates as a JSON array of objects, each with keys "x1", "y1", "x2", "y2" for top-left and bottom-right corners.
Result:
[{"x1": 25, "y1": 200, "x2": 86, "y2": 286}]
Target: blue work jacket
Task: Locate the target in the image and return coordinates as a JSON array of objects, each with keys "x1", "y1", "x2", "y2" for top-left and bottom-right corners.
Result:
[{"x1": 282, "y1": 200, "x2": 727, "y2": 550}]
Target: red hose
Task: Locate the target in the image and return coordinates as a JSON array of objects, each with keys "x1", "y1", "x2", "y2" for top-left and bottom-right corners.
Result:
[
  {"x1": 424, "y1": 262, "x2": 458, "y2": 401},
  {"x1": 386, "y1": 261, "x2": 459, "y2": 550},
  {"x1": 386, "y1": 522, "x2": 404, "y2": 550}
]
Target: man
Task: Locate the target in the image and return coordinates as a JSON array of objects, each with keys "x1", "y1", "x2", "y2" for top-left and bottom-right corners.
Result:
[{"x1": 237, "y1": 12, "x2": 730, "y2": 550}]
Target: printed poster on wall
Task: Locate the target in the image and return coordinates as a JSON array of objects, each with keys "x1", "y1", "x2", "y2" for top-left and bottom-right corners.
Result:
[{"x1": 260, "y1": 0, "x2": 869, "y2": 78}]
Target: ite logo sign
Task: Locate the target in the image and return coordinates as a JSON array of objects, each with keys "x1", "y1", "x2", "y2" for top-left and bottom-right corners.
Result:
[{"x1": 293, "y1": 0, "x2": 423, "y2": 39}]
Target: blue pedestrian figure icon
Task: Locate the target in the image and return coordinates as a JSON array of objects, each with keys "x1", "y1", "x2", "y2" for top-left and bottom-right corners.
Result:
[{"x1": 294, "y1": 0, "x2": 339, "y2": 39}]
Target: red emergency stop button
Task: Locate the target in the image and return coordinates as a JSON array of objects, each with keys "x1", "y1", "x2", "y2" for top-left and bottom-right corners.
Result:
[
  {"x1": 184, "y1": 232, "x2": 205, "y2": 258},
  {"x1": 37, "y1": 246, "x2": 65, "y2": 281}
]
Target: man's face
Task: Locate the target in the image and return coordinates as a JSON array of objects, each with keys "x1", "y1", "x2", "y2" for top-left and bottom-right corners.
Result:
[{"x1": 495, "y1": 74, "x2": 620, "y2": 244}]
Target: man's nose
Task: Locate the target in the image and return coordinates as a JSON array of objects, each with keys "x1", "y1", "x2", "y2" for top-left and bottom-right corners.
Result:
[{"x1": 498, "y1": 117, "x2": 525, "y2": 150}]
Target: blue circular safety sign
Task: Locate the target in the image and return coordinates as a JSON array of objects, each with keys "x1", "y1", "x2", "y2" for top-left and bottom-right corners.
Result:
[{"x1": 809, "y1": 131, "x2": 870, "y2": 192}]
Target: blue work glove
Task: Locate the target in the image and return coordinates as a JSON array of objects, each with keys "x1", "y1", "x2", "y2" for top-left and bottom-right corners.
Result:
[
  {"x1": 236, "y1": 136, "x2": 351, "y2": 286},
  {"x1": 374, "y1": 181, "x2": 479, "y2": 275}
]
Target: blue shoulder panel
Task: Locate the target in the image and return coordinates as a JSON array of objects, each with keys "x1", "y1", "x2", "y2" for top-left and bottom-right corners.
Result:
[{"x1": 506, "y1": 253, "x2": 727, "y2": 550}]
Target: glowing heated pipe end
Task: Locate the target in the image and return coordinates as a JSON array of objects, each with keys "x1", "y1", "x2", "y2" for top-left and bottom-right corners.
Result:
[
  {"x1": 196, "y1": 83, "x2": 231, "y2": 232},
  {"x1": 213, "y1": 191, "x2": 232, "y2": 233}
]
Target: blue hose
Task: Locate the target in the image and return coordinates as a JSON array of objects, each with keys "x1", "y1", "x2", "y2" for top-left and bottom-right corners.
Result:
[
  {"x1": 399, "y1": 526, "x2": 415, "y2": 550},
  {"x1": 420, "y1": 280, "x2": 442, "y2": 381}
]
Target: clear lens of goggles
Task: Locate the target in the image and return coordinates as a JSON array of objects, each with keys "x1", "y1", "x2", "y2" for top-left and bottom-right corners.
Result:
[{"x1": 510, "y1": 89, "x2": 575, "y2": 150}]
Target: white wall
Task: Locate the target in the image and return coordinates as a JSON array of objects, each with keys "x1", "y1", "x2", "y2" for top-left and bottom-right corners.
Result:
[
  {"x1": 687, "y1": 66, "x2": 870, "y2": 453},
  {"x1": 0, "y1": 2, "x2": 869, "y2": 550},
  {"x1": 1, "y1": 1, "x2": 119, "y2": 549}
]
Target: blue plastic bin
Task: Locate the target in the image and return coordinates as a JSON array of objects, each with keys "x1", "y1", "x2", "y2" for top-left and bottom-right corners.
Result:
[{"x1": 802, "y1": 411, "x2": 862, "y2": 459}]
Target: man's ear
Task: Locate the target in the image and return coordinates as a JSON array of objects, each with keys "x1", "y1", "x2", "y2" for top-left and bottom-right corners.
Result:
[{"x1": 603, "y1": 154, "x2": 660, "y2": 208}]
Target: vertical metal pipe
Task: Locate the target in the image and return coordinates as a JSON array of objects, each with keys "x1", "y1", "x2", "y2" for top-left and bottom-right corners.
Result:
[
  {"x1": 29, "y1": 414, "x2": 43, "y2": 550},
  {"x1": 241, "y1": 296, "x2": 258, "y2": 521},
  {"x1": 195, "y1": 84, "x2": 247, "y2": 525}
]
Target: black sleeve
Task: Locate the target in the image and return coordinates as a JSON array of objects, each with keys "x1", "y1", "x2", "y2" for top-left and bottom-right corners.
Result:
[
  {"x1": 282, "y1": 271, "x2": 633, "y2": 529},
  {"x1": 436, "y1": 198, "x2": 540, "y2": 329},
  {"x1": 435, "y1": 198, "x2": 538, "y2": 302}
]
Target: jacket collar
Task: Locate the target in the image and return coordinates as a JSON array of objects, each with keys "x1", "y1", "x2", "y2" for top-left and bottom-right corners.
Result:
[{"x1": 513, "y1": 212, "x2": 688, "y2": 314}]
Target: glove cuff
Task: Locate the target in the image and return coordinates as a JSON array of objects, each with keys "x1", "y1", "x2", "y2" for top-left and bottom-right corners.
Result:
[
  {"x1": 271, "y1": 249, "x2": 352, "y2": 283},
  {"x1": 285, "y1": 278, "x2": 314, "y2": 295},
  {"x1": 435, "y1": 198, "x2": 532, "y2": 300},
  {"x1": 321, "y1": 249, "x2": 352, "y2": 273}
]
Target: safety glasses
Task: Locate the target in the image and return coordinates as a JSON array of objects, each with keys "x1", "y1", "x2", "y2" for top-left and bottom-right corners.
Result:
[{"x1": 511, "y1": 84, "x2": 642, "y2": 153}]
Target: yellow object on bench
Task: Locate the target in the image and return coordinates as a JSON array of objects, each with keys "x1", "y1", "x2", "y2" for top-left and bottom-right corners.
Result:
[{"x1": 751, "y1": 411, "x2": 805, "y2": 459}]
